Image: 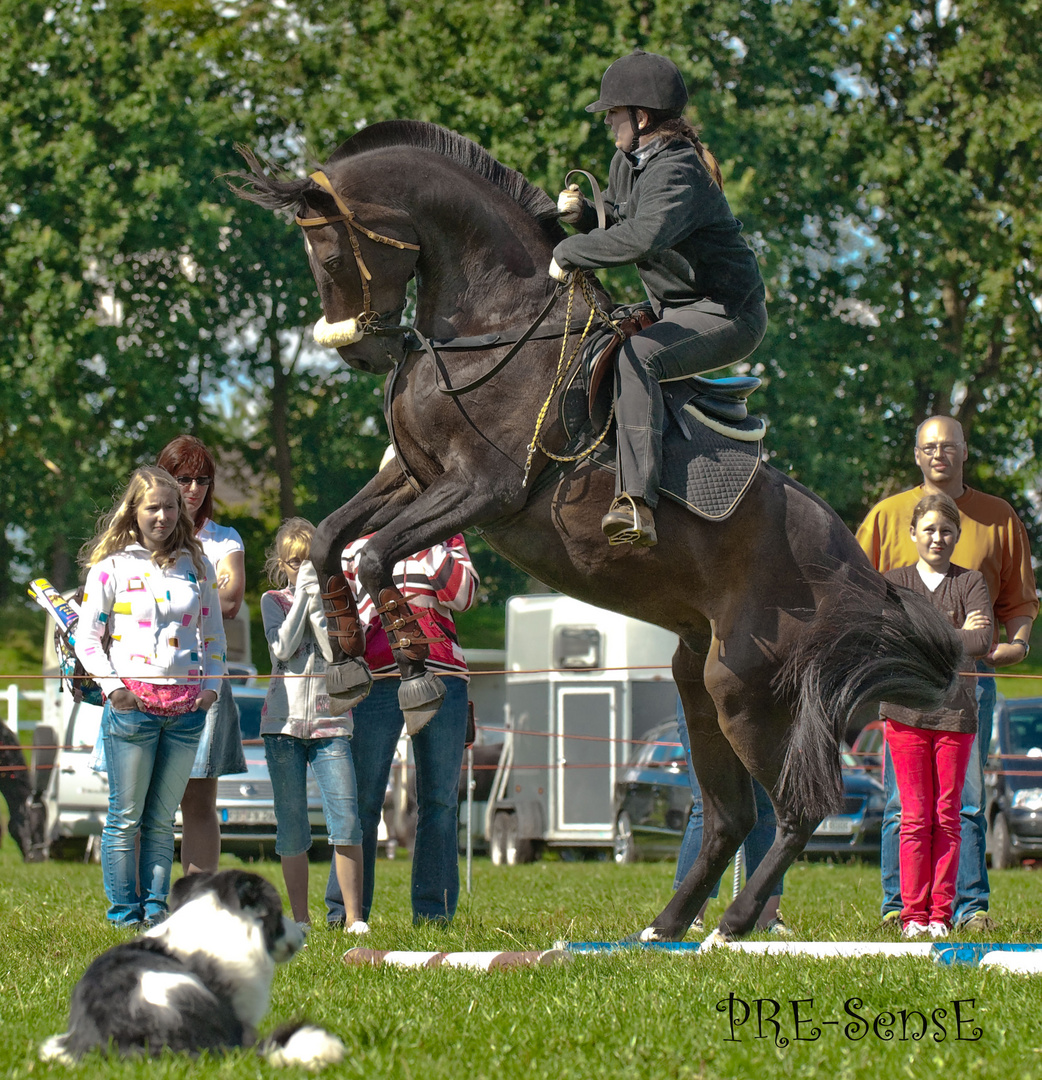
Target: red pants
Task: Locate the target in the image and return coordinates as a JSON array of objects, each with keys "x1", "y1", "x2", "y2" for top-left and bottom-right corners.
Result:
[{"x1": 885, "y1": 719, "x2": 975, "y2": 927}]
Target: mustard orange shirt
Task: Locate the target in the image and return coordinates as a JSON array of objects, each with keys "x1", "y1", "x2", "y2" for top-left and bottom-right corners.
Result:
[{"x1": 856, "y1": 485, "x2": 1038, "y2": 635}]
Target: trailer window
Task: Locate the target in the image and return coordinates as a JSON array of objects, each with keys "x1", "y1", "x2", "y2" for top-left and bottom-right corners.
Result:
[{"x1": 553, "y1": 626, "x2": 602, "y2": 669}]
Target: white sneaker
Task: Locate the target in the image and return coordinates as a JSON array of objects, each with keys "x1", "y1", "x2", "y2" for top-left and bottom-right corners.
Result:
[
  {"x1": 927, "y1": 921, "x2": 950, "y2": 939},
  {"x1": 901, "y1": 921, "x2": 929, "y2": 939},
  {"x1": 345, "y1": 920, "x2": 370, "y2": 935}
]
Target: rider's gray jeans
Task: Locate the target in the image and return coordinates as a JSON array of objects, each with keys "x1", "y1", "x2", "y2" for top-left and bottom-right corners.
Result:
[{"x1": 613, "y1": 298, "x2": 768, "y2": 507}]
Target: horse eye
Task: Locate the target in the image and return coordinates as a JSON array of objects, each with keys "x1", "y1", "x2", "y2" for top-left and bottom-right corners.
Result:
[{"x1": 325, "y1": 255, "x2": 343, "y2": 271}]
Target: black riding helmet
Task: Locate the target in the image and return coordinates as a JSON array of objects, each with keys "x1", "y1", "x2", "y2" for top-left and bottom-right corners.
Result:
[{"x1": 585, "y1": 49, "x2": 689, "y2": 116}]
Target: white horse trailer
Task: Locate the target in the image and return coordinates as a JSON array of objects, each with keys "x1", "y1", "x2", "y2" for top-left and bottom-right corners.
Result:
[{"x1": 486, "y1": 594, "x2": 678, "y2": 863}]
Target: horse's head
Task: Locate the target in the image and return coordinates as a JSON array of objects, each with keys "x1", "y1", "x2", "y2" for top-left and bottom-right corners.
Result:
[
  {"x1": 230, "y1": 151, "x2": 419, "y2": 375},
  {"x1": 231, "y1": 124, "x2": 570, "y2": 376},
  {"x1": 296, "y1": 176, "x2": 420, "y2": 375}
]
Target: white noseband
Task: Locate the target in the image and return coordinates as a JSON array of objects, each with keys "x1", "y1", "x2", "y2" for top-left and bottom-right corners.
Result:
[{"x1": 313, "y1": 316, "x2": 364, "y2": 348}]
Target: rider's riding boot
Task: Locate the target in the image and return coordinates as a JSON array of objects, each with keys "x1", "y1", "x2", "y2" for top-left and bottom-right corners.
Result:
[{"x1": 601, "y1": 493, "x2": 657, "y2": 548}]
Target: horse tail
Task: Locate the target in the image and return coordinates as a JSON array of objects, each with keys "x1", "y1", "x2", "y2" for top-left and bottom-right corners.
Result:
[{"x1": 775, "y1": 575, "x2": 963, "y2": 821}]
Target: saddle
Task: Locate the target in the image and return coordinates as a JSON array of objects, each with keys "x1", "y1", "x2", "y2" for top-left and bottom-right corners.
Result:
[
  {"x1": 562, "y1": 304, "x2": 763, "y2": 436},
  {"x1": 557, "y1": 305, "x2": 765, "y2": 521}
]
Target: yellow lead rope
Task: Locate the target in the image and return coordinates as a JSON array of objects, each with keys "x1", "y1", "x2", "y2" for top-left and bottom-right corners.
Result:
[{"x1": 522, "y1": 273, "x2": 618, "y2": 487}]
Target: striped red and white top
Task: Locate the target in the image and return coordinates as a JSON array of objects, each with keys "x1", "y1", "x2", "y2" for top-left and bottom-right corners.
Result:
[{"x1": 341, "y1": 534, "x2": 478, "y2": 677}]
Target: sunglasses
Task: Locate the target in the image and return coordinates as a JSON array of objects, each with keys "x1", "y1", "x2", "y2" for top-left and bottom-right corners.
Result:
[{"x1": 175, "y1": 475, "x2": 213, "y2": 488}]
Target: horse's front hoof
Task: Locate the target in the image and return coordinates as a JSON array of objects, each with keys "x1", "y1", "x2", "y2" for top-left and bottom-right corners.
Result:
[
  {"x1": 398, "y1": 673, "x2": 446, "y2": 735},
  {"x1": 326, "y1": 658, "x2": 373, "y2": 709}
]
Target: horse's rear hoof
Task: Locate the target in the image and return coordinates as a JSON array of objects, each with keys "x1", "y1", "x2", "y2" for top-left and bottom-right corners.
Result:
[
  {"x1": 636, "y1": 925, "x2": 677, "y2": 944},
  {"x1": 326, "y1": 658, "x2": 373, "y2": 709},
  {"x1": 699, "y1": 929, "x2": 732, "y2": 951},
  {"x1": 398, "y1": 673, "x2": 446, "y2": 735}
]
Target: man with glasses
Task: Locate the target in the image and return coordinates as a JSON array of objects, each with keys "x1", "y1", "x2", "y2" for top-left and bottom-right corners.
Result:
[{"x1": 857, "y1": 415, "x2": 1038, "y2": 931}]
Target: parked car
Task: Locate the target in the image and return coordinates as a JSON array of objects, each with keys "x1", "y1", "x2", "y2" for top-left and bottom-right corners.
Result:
[
  {"x1": 612, "y1": 719, "x2": 885, "y2": 864},
  {"x1": 31, "y1": 680, "x2": 327, "y2": 860},
  {"x1": 850, "y1": 719, "x2": 885, "y2": 783},
  {"x1": 986, "y1": 695, "x2": 1042, "y2": 869}
]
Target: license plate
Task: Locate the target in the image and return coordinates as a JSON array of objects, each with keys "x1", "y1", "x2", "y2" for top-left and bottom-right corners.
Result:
[
  {"x1": 221, "y1": 808, "x2": 276, "y2": 825},
  {"x1": 814, "y1": 815, "x2": 858, "y2": 836}
]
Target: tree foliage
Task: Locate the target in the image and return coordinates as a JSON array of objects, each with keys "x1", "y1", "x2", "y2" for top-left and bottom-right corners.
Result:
[{"x1": 1, "y1": 0, "x2": 1039, "y2": 619}]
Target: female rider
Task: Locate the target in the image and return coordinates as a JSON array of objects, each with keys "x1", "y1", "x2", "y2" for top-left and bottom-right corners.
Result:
[{"x1": 551, "y1": 50, "x2": 768, "y2": 547}]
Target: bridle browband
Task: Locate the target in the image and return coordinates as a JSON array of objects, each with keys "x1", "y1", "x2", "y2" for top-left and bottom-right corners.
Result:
[{"x1": 294, "y1": 170, "x2": 419, "y2": 330}]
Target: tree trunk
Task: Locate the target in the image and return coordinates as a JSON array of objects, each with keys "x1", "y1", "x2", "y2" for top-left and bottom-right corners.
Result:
[{"x1": 269, "y1": 327, "x2": 296, "y2": 520}]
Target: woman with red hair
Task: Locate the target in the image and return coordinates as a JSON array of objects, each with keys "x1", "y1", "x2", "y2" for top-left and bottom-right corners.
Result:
[{"x1": 156, "y1": 435, "x2": 247, "y2": 873}]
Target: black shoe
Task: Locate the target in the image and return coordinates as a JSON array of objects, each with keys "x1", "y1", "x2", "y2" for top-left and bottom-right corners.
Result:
[{"x1": 601, "y1": 495, "x2": 657, "y2": 547}]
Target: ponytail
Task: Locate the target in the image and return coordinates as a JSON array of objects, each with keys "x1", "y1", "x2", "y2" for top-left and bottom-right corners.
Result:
[
  {"x1": 642, "y1": 110, "x2": 724, "y2": 190},
  {"x1": 691, "y1": 135, "x2": 723, "y2": 190}
]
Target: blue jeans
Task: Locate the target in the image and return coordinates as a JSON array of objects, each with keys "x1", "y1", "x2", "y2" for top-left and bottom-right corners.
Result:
[
  {"x1": 101, "y1": 701, "x2": 205, "y2": 926},
  {"x1": 673, "y1": 706, "x2": 782, "y2": 897},
  {"x1": 880, "y1": 667, "x2": 994, "y2": 921},
  {"x1": 263, "y1": 735, "x2": 362, "y2": 855},
  {"x1": 326, "y1": 675, "x2": 468, "y2": 923}
]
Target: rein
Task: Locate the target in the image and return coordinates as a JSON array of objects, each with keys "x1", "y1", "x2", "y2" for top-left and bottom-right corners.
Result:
[
  {"x1": 295, "y1": 170, "x2": 419, "y2": 331},
  {"x1": 408, "y1": 286, "x2": 576, "y2": 397}
]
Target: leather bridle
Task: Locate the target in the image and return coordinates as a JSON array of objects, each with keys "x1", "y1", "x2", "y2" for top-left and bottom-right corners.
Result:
[{"x1": 295, "y1": 170, "x2": 420, "y2": 332}]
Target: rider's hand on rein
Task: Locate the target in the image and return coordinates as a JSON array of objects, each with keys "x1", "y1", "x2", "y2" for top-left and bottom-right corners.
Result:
[
  {"x1": 548, "y1": 257, "x2": 573, "y2": 284},
  {"x1": 557, "y1": 184, "x2": 584, "y2": 223}
]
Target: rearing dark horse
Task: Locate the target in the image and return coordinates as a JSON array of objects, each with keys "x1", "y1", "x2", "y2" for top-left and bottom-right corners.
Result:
[{"x1": 231, "y1": 121, "x2": 960, "y2": 942}]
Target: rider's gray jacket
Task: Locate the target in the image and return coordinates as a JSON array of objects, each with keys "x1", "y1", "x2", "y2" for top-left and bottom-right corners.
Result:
[{"x1": 552, "y1": 137, "x2": 764, "y2": 317}]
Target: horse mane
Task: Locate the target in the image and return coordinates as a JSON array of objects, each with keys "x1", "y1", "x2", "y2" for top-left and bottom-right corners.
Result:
[{"x1": 325, "y1": 120, "x2": 565, "y2": 239}]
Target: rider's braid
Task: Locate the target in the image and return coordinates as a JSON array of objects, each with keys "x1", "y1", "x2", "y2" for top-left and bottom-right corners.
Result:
[{"x1": 642, "y1": 110, "x2": 724, "y2": 191}]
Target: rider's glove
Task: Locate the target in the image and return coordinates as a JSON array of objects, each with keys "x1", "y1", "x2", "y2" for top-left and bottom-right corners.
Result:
[
  {"x1": 557, "y1": 184, "x2": 584, "y2": 224},
  {"x1": 548, "y1": 257, "x2": 573, "y2": 284}
]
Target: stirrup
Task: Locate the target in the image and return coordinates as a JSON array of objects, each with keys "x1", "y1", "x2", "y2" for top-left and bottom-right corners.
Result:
[{"x1": 601, "y1": 494, "x2": 657, "y2": 548}]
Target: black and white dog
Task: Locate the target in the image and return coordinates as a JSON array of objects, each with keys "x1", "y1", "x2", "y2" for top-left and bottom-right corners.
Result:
[{"x1": 41, "y1": 870, "x2": 344, "y2": 1069}]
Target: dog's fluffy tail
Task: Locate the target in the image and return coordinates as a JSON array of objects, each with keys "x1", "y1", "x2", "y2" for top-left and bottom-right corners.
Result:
[
  {"x1": 40, "y1": 1033, "x2": 76, "y2": 1065},
  {"x1": 261, "y1": 1022, "x2": 345, "y2": 1070}
]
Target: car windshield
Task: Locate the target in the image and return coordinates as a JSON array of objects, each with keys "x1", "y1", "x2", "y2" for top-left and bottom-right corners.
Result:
[{"x1": 1007, "y1": 706, "x2": 1042, "y2": 757}]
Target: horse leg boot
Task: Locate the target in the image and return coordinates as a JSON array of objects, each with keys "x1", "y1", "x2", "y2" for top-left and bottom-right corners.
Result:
[
  {"x1": 377, "y1": 586, "x2": 445, "y2": 736},
  {"x1": 321, "y1": 573, "x2": 373, "y2": 712}
]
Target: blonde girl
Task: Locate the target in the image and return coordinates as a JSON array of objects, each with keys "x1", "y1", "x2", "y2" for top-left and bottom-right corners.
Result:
[
  {"x1": 75, "y1": 467, "x2": 226, "y2": 927},
  {"x1": 260, "y1": 518, "x2": 366, "y2": 933}
]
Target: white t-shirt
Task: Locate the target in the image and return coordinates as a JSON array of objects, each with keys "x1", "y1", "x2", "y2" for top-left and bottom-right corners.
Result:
[{"x1": 196, "y1": 519, "x2": 244, "y2": 570}]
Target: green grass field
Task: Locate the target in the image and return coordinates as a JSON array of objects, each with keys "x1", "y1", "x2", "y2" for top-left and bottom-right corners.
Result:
[{"x1": 3, "y1": 844, "x2": 1042, "y2": 1079}]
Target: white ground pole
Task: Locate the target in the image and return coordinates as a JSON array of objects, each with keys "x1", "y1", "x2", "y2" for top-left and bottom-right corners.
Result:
[
  {"x1": 344, "y1": 948, "x2": 571, "y2": 970},
  {"x1": 561, "y1": 941, "x2": 938, "y2": 958}
]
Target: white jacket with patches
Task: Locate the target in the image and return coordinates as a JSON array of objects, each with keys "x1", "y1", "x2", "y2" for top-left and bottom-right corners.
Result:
[{"x1": 75, "y1": 545, "x2": 227, "y2": 697}]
